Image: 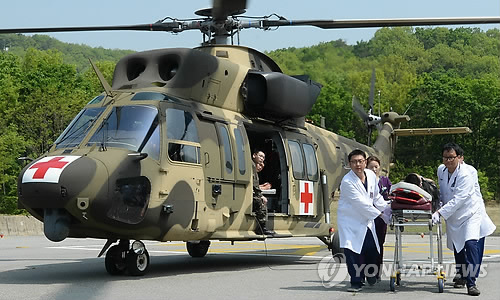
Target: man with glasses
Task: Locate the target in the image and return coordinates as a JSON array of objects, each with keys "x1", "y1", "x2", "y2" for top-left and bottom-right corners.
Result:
[
  {"x1": 337, "y1": 149, "x2": 391, "y2": 292},
  {"x1": 433, "y1": 142, "x2": 496, "y2": 296}
]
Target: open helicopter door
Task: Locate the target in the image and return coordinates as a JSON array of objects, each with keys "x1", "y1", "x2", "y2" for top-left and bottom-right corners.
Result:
[
  {"x1": 284, "y1": 132, "x2": 320, "y2": 217},
  {"x1": 245, "y1": 127, "x2": 289, "y2": 215}
]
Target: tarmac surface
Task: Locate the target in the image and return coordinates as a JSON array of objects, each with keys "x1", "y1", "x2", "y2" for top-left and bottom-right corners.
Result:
[{"x1": 0, "y1": 234, "x2": 499, "y2": 300}]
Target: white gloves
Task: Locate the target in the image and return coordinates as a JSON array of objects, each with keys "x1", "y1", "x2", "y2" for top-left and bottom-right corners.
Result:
[
  {"x1": 432, "y1": 211, "x2": 441, "y2": 224},
  {"x1": 380, "y1": 206, "x2": 392, "y2": 224}
]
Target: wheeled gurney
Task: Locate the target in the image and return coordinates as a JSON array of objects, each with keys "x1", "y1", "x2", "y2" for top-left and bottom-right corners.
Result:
[{"x1": 388, "y1": 182, "x2": 445, "y2": 293}]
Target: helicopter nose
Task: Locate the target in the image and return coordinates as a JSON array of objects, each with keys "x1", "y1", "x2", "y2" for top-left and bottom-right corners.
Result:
[
  {"x1": 18, "y1": 156, "x2": 101, "y2": 241},
  {"x1": 19, "y1": 156, "x2": 97, "y2": 209}
]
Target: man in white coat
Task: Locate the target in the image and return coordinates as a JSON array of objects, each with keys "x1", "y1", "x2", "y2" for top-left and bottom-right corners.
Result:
[
  {"x1": 338, "y1": 149, "x2": 390, "y2": 292},
  {"x1": 434, "y1": 143, "x2": 496, "y2": 296}
]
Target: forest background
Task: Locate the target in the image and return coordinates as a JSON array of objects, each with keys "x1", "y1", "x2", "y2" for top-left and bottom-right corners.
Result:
[{"x1": 0, "y1": 27, "x2": 499, "y2": 215}]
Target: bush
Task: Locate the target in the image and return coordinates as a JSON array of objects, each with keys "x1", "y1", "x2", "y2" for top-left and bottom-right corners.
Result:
[{"x1": 0, "y1": 196, "x2": 24, "y2": 215}]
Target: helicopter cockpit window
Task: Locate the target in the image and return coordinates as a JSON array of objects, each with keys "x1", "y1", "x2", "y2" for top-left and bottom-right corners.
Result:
[
  {"x1": 87, "y1": 105, "x2": 159, "y2": 153},
  {"x1": 288, "y1": 140, "x2": 305, "y2": 179},
  {"x1": 140, "y1": 123, "x2": 160, "y2": 161},
  {"x1": 87, "y1": 95, "x2": 105, "y2": 105},
  {"x1": 234, "y1": 127, "x2": 246, "y2": 175},
  {"x1": 166, "y1": 108, "x2": 200, "y2": 164},
  {"x1": 303, "y1": 143, "x2": 319, "y2": 181},
  {"x1": 55, "y1": 107, "x2": 106, "y2": 149},
  {"x1": 131, "y1": 92, "x2": 181, "y2": 102}
]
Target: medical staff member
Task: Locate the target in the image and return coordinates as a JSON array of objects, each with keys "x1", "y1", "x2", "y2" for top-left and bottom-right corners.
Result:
[
  {"x1": 433, "y1": 143, "x2": 496, "y2": 296},
  {"x1": 337, "y1": 149, "x2": 390, "y2": 292}
]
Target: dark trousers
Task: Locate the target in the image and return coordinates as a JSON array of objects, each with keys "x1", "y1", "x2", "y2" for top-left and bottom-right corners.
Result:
[
  {"x1": 453, "y1": 237, "x2": 485, "y2": 288},
  {"x1": 374, "y1": 216, "x2": 387, "y2": 279},
  {"x1": 344, "y1": 228, "x2": 378, "y2": 287}
]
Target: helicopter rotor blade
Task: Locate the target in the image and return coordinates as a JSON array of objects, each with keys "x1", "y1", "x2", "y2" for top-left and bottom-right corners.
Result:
[
  {"x1": 212, "y1": 0, "x2": 247, "y2": 21},
  {"x1": 352, "y1": 96, "x2": 369, "y2": 122},
  {"x1": 261, "y1": 16, "x2": 500, "y2": 29},
  {"x1": 0, "y1": 23, "x2": 183, "y2": 35}
]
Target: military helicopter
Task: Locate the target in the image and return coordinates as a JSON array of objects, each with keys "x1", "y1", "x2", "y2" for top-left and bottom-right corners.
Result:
[{"x1": 1, "y1": 0, "x2": 498, "y2": 276}]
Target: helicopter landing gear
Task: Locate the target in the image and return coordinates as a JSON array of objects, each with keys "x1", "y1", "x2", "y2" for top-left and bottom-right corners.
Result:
[
  {"x1": 186, "y1": 240, "x2": 211, "y2": 258},
  {"x1": 105, "y1": 244, "x2": 127, "y2": 275},
  {"x1": 104, "y1": 240, "x2": 150, "y2": 276}
]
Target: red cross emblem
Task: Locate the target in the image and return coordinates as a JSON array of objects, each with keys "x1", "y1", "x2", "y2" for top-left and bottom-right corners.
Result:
[
  {"x1": 300, "y1": 181, "x2": 314, "y2": 215},
  {"x1": 22, "y1": 156, "x2": 80, "y2": 183},
  {"x1": 30, "y1": 157, "x2": 70, "y2": 179}
]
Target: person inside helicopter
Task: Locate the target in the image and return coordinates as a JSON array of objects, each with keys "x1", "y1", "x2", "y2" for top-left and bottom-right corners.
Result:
[{"x1": 252, "y1": 150, "x2": 274, "y2": 235}]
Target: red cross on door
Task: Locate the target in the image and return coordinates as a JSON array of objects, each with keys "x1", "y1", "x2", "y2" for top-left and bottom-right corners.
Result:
[{"x1": 300, "y1": 180, "x2": 314, "y2": 215}]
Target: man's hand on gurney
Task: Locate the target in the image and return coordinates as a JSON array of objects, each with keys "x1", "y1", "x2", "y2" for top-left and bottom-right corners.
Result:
[
  {"x1": 380, "y1": 206, "x2": 392, "y2": 224},
  {"x1": 432, "y1": 211, "x2": 441, "y2": 224}
]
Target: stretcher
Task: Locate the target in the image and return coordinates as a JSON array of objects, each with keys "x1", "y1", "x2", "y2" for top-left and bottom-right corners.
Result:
[{"x1": 388, "y1": 182, "x2": 445, "y2": 293}]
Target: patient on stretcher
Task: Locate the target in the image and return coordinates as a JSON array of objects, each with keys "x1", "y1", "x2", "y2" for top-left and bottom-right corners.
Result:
[{"x1": 389, "y1": 181, "x2": 433, "y2": 211}]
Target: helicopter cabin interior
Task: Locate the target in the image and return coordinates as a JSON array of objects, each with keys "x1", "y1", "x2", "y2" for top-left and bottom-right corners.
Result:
[{"x1": 246, "y1": 127, "x2": 289, "y2": 215}]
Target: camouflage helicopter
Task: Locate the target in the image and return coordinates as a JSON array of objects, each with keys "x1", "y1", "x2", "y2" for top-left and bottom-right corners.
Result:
[{"x1": 1, "y1": 0, "x2": 498, "y2": 276}]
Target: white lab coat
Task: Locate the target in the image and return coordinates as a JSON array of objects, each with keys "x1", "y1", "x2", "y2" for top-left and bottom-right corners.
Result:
[
  {"x1": 460, "y1": 163, "x2": 496, "y2": 239},
  {"x1": 337, "y1": 169, "x2": 388, "y2": 254},
  {"x1": 437, "y1": 163, "x2": 495, "y2": 252}
]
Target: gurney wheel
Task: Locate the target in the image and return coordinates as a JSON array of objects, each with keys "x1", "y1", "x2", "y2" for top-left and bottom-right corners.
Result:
[
  {"x1": 390, "y1": 277, "x2": 396, "y2": 291},
  {"x1": 438, "y1": 278, "x2": 444, "y2": 293}
]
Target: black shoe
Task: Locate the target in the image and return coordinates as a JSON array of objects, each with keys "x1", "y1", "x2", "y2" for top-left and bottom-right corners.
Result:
[
  {"x1": 367, "y1": 276, "x2": 377, "y2": 286},
  {"x1": 467, "y1": 285, "x2": 480, "y2": 296},
  {"x1": 254, "y1": 226, "x2": 275, "y2": 236},
  {"x1": 453, "y1": 273, "x2": 461, "y2": 282},
  {"x1": 454, "y1": 278, "x2": 466, "y2": 288},
  {"x1": 262, "y1": 229, "x2": 275, "y2": 236},
  {"x1": 347, "y1": 285, "x2": 362, "y2": 292}
]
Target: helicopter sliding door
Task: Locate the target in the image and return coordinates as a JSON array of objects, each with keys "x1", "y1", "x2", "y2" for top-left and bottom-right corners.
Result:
[
  {"x1": 284, "y1": 133, "x2": 320, "y2": 217},
  {"x1": 195, "y1": 117, "x2": 250, "y2": 232}
]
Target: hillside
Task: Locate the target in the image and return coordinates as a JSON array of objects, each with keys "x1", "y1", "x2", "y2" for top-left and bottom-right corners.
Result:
[{"x1": 0, "y1": 33, "x2": 134, "y2": 72}]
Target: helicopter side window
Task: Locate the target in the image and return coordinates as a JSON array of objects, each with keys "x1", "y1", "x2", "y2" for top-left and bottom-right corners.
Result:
[
  {"x1": 288, "y1": 140, "x2": 305, "y2": 179},
  {"x1": 55, "y1": 107, "x2": 106, "y2": 149},
  {"x1": 166, "y1": 108, "x2": 200, "y2": 164},
  {"x1": 234, "y1": 127, "x2": 246, "y2": 175},
  {"x1": 217, "y1": 125, "x2": 233, "y2": 174},
  {"x1": 303, "y1": 143, "x2": 319, "y2": 181}
]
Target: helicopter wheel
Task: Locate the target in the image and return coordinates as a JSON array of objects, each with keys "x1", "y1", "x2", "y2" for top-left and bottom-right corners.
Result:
[
  {"x1": 186, "y1": 240, "x2": 211, "y2": 258},
  {"x1": 331, "y1": 232, "x2": 344, "y2": 259},
  {"x1": 126, "y1": 249, "x2": 150, "y2": 276},
  {"x1": 105, "y1": 245, "x2": 127, "y2": 275}
]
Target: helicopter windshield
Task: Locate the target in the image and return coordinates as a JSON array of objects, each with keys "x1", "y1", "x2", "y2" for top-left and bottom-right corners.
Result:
[
  {"x1": 87, "y1": 105, "x2": 159, "y2": 153},
  {"x1": 55, "y1": 107, "x2": 106, "y2": 149}
]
